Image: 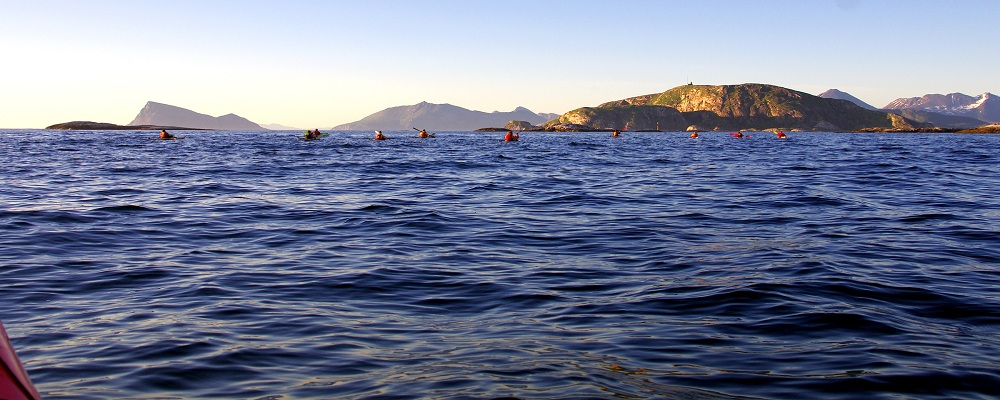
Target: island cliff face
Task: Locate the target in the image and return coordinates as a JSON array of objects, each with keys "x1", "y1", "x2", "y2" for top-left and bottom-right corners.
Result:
[
  {"x1": 546, "y1": 84, "x2": 924, "y2": 132},
  {"x1": 129, "y1": 101, "x2": 263, "y2": 130}
]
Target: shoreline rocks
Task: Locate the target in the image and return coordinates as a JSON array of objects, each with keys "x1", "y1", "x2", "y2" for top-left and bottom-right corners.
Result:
[
  {"x1": 853, "y1": 127, "x2": 958, "y2": 133},
  {"x1": 957, "y1": 124, "x2": 1000, "y2": 133}
]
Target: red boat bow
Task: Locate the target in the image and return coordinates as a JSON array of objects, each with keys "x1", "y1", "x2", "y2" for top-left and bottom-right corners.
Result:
[{"x1": 0, "y1": 321, "x2": 41, "y2": 400}]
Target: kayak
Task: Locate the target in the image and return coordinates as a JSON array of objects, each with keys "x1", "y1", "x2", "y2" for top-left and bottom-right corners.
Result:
[
  {"x1": 0, "y1": 321, "x2": 41, "y2": 400},
  {"x1": 413, "y1": 128, "x2": 435, "y2": 138},
  {"x1": 150, "y1": 137, "x2": 184, "y2": 140}
]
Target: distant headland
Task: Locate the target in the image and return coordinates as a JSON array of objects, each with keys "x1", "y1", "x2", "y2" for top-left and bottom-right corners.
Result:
[
  {"x1": 331, "y1": 102, "x2": 556, "y2": 131},
  {"x1": 47, "y1": 101, "x2": 264, "y2": 130},
  {"x1": 46, "y1": 121, "x2": 203, "y2": 130},
  {"x1": 957, "y1": 124, "x2": 1000, "y2": 133},
  {"x1": 129, "y1": 101, "x2": 263, "y2": 130}
]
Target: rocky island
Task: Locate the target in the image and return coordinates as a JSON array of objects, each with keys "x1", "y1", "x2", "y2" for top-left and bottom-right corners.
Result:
[
  {"x1": 539, "y1": 83, "x2": 925, "y2": 132},
  {"x1": 475, "y1": 120, "x2": 547, "y2": 132}
]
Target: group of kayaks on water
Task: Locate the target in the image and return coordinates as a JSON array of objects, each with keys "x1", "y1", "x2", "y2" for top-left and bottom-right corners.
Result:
[
  {"x1": 374, "y1": 128, "x2": 437, "y2": 141},
  {"x1": 155, "y1": 128, "x2": 788, "y2": 142},
  {"x1": 719, "y1": 130, "x2": 787, "y2": 139},
  {"x1": 8, "y1": 125, "x2": 793, "y2": 399},
  {"x1": 308, "y1": 127, "x2": 517, "y2": 142}
]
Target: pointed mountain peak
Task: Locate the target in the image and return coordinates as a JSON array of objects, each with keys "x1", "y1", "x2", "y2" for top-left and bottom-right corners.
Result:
[
  {"x1": 817, "y1": 89, "x2": 877, "y2": 110},
  {"x1": 129, "y1": 102, "x2": 262, "y2": 130}
]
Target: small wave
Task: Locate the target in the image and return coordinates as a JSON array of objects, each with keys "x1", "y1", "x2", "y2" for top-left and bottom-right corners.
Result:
[
  {"x1": 785, "y1": 195, "x2": 849, "y2": 207},
  {"x1": 358, "y1": 203, "x2": 399, "y2": 212},
  {"x1": 898, "y1": 213, "x2": 966, "y2": 223},
  {"x1": 20, "y1": 210, "x2": 98, "y2": 224},
  {"x1": 92, "y1": 204, "x2": 156, "y2": 213},
  {"x1": 734, "y1": 311, "x2": 908, "y2": 337}
]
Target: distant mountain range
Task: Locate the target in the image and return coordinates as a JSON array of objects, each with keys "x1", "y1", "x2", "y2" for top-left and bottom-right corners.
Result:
[
  {"x1": 880, "y1": 109, "x2": 987, "y2": 130},
  {"x1": 45, "y1": 88, "x2": 997, "y2": 132},
  {"x1": 818, "y1": 89, "x2": 994, "y2": 128},
  {"x1": 261, "y1": 123, "x2": 303, "y2": 131},
  {"x1": 546, "y1": 83, "x2": 922, "y2": 132},
  {"x1": 332, "y1": 102, "x2": 557, "y2": 131},
  {"x1": 883, "y1": 92, "x2": 999, "y2": 123},
  {"x1": 129, "y1": 101, "x2": 264, "y2": 130}
]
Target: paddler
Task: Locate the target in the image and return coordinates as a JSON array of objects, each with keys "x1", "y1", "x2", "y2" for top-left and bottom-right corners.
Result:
[
  {"x1": 374, "y1": 130, "x2": 387, "y2": 141},
  {"x1": 504, "y1": 131, "x2": 518, "y2": 142},
  {"x1": 776, "y1": 130, "x2": 787, "y2": 139},
  {"x1": 419, "y1": 129, "x2": 429, "y2": 138},
  {"x1": 159, "y1": 129, "x2": 175, "y2": 139},
  {"x1": 612, "y1": 130, "x2": 620, "y2": 137},
  {"x1": 690, "y1": 131, "x2": 699, "y2": 139}
]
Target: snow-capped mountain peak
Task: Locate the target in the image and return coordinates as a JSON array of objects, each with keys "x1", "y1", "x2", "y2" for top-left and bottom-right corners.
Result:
[{"x1": 883, "y1": 91, "x2": 999, "y2": 123}]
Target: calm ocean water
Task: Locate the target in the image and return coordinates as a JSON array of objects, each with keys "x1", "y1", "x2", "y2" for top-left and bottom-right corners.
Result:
[{"x1": 1, "y1": 129, "x2": 999, "y2": 399}]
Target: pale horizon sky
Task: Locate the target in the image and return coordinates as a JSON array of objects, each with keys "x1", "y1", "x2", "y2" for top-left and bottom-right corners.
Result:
[{"x1": 2, "y1": 0, "x2": 998, "y2": 129}]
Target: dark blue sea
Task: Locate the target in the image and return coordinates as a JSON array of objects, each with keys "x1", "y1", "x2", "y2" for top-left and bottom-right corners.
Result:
[{"x1": 2, "y1": 129, "x2": 999, "y2": 399}]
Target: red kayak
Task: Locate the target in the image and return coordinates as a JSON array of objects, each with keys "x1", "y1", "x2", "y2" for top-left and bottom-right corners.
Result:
[{"x1": 0, "y1": 321, "x2": 41, "y2": 400}]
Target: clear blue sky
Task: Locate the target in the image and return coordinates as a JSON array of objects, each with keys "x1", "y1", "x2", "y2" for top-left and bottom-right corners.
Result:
[{"x1": 2, "y1": 0, "x2": 997, "y2": 129}]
